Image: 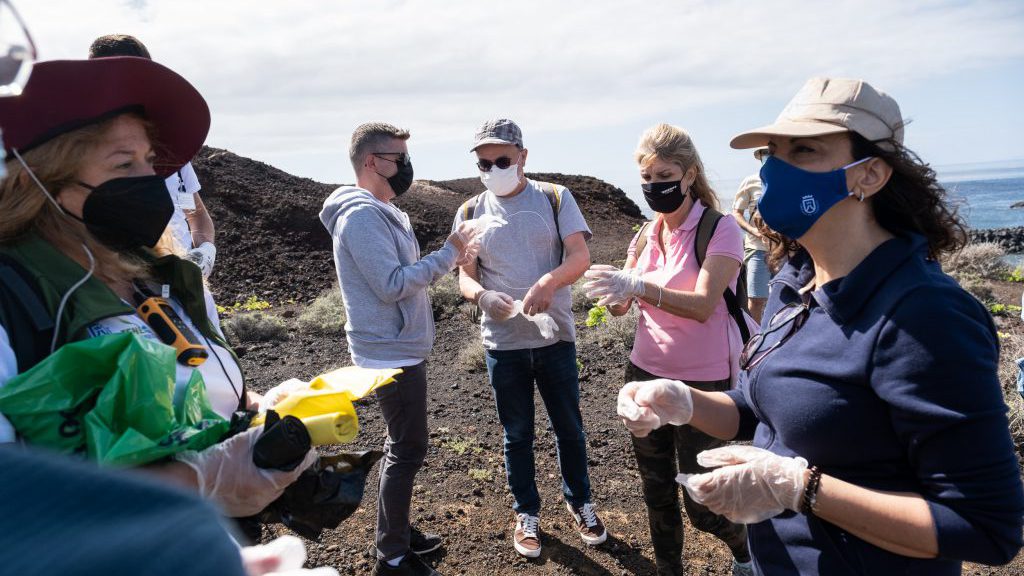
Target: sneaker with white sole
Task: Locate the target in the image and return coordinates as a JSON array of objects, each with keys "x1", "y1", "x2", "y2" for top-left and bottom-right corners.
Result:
[
  {"x1": 565, "y1": 502, "x2": 607, "y2": 546},
  {"x1": 513, "y1": 513, "x2": 541, "y2": 558}
]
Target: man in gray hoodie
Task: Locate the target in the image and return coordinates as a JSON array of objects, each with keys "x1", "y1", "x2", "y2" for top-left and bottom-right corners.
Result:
[{"x1": 319, "y1": 122, "x2": 478, "y2": 576}]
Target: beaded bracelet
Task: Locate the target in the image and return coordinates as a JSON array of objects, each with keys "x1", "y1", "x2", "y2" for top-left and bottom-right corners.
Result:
[{"x1": 800, "y1": 465, "x2": 823, "y2": 515}]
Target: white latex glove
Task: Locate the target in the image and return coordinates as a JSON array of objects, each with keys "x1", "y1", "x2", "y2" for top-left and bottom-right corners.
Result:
[
  {"x1": 257, "y1": 378, "x2": 306, "y2": 413},
  {"x1": 240, "y1": 535, "x2": 340, "y2": 576},
  {"x1": 678, "y1": 446, "x2": 809, "y2": 524},
  {"x1": 449, "y1": 220, "x2": 484, "y2": 266},
  {"x1": 583, "y1": 264, "x2": 645, "y2": 306},
  {"x1": 616, "y1": 381, "x2": 663, "y2": 437},
  {"x1": 478, "y1": 290, "x2": 516, "y2": 321},
  {"x1": 174, "y1": 425, "x2": 318, "y2": 517},
  {"x1": 187, "y1": 241, "x2": 216, "y2": 278},
  {"x1": 617, "y1": 378, "x2": 693, "y2": 437},
  {"x1": 512, "y1": 300, "x2": 560, "y2": 339}
]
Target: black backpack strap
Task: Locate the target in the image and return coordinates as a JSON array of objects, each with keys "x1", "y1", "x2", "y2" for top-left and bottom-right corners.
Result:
[
  {"x1": 0, "y1": 255, "x2": 55, "y2": 371},
  {"x1": 694, "y1": 207, "x2": 751, "y2": 344}
]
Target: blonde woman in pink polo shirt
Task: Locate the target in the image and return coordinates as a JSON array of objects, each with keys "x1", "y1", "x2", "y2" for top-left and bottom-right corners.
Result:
[{"x1": 584, "y1": 123, "x2": 752, "y2": 576}]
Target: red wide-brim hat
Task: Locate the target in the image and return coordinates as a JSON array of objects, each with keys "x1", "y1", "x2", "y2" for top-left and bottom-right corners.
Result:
[{"x1": 0, "y1": 57, "x2": 210, "y2": 177}]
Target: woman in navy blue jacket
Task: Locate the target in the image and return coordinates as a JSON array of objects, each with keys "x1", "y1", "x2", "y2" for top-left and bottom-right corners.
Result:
[{"x1": 617, "y1": 77, "x2": 1024, "y2": 575}]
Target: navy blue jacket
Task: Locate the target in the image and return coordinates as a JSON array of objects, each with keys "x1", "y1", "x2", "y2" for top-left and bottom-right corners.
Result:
[{"x1": 725, "y1": 234, "x2": 1024, "y2": 575}]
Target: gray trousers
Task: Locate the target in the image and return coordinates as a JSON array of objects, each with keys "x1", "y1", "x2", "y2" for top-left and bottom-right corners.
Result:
[{"x1": 374, "y1": 361, "x2": 429, "y2": 561}]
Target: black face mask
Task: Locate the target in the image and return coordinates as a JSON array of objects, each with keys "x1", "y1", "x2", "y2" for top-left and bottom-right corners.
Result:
[
  {"x1": 72, "y1": 175, "x2": 174, "y2": 250},
  {"x1": 641, "y1": 180, "x2": 686, "y2": 213},
  {"x1": 378, "y1": 159, "x2": 414, "y2": 197}
]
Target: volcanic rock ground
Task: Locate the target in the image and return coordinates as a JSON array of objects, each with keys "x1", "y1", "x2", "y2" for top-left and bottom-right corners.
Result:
[{"x1": 193, "y1": 147, "x2": 1023, "y2": 575}]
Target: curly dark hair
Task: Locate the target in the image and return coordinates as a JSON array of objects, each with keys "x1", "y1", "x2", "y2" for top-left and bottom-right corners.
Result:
[{"x1": 762, "y1": 132, "x2": 968, "y2": 269}]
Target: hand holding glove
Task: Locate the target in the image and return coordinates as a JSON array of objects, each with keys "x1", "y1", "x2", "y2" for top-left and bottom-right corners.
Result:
[
  {"x1": 187, "y1": 242, "x2": 217, "y2": 278},
  {"x1": 678, "y1": 446, "x2": 809, "y2": 524},
  {"x1": 478, "y1": 290, "x2": 516, "y2": 321},
  {"x1": 616, "y1": 378, "x2": 693, "y2": 437},
  {"x1": 174, "y1": 425, "x2": 318, "y2": 517},
  {"x1": 583, "y1": 264, "x2": 645, "y2": 306}
]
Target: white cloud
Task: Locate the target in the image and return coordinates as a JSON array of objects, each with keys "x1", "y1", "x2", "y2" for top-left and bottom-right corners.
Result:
[{"x1": 19, "y1": 0, "x2": 1024, "y2": 185}]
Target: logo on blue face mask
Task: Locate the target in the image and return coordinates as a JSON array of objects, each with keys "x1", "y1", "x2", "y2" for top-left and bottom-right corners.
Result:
[{"x1": 800, "y1": 195, "x2": 817, "y2": 215}]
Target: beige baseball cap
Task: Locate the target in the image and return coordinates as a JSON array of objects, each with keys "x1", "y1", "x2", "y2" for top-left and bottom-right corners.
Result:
[{"x1": 731, "y1": 77, "x2": 903, "y2": 150}]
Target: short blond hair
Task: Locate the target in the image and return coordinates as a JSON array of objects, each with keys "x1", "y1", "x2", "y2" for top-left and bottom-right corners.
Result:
[
  {"x1": 349, "y1": 122, "x2": 410, "y2": 171},
  {"x1": 635, "y1": 123, "x2": 719, "y2": 211}
]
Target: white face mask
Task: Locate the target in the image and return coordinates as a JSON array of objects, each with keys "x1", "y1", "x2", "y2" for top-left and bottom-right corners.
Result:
[{"x1": 480, "y1": 156, "x2": 522, "y2": 197}]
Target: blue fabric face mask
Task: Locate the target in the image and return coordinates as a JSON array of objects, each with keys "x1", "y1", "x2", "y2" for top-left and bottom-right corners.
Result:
[{"x1": 757, "y1": 155, "x2": 872, "y2": 239}]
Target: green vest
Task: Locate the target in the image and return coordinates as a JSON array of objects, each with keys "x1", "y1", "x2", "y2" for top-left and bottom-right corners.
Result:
[{"x1": 0, "y1": 234, "x2": 242, "y2": 397}]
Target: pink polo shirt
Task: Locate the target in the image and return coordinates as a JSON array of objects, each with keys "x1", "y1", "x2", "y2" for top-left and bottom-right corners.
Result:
[{"x1": 628, "y1": 203, "x2": 744, "y2": 381}]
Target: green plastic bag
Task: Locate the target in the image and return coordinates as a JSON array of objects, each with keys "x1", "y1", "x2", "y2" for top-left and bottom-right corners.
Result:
[{"x1": 0, "y1": 332, "x2": 229, "y2": 467}]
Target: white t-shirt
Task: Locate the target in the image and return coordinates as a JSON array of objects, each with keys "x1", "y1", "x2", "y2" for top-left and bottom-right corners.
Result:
[
  {"x1": 732, "y1": 173, "x2": 766, "y2": 252},
  {"x1": 0, "y1": 287, "x2": 243, "y2": 443},
  {"x1": 165, "y1": 162, "x2": 202, "y2": 251}
]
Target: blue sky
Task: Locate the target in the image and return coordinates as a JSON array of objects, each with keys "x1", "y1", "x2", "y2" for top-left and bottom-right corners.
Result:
[{"x1": 23, "y1": 0, "x2": 1024, "y2": 208}]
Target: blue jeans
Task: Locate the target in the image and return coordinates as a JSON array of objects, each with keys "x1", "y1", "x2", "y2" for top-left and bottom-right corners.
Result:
[
  {"x1": 1016, "y1": 357, "x2": 1024, "y2": 402},
  {"x1": 485, "y1": 340, "x2": 591, "y2": 515}
]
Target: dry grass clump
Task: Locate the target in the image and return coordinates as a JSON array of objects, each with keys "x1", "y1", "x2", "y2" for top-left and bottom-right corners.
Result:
[
  {"x1": 224, "y1": 311, "x2": 288, "y2": 343},
  {"x1": 429, "y1": 272, "x2": 465, "y2": 320},
  {"x1": 457, "y1": 343, "x2": 487, "y2": 373},
  {"x1": 297, "y1": 288, "x2": 347, "y2": 335},
  {"x1": 943, "y1": 242, "x2": 1008, "y2": 304},
  {"x1": 998, "y1": 331, "x2": 1024, "y2": 453}
]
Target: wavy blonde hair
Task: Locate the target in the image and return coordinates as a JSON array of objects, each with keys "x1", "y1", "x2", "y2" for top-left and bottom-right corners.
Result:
[
  {"x1": 0, "y1": 113, "x2": 180, "y2": 286},
  {"x1": 634, "y1": 123, "x2": 719, "y2": 211}
]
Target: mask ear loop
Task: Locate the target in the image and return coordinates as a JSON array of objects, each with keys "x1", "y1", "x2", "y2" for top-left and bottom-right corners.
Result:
[
  {"x1": 845, "y1": 157, "x2": 874, "y2": 204},
  {"x1": 11, "y1": 148, "x2": 97, "y2": 353}
]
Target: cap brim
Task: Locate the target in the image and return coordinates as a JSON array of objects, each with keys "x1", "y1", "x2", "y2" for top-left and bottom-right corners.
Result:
[
  {"x1": 730, "y1": 120, "x2": 849, "y2": 149},
  {"x1": 0, "y1": 58, "x2": 210, "y2": 177},
  {"x1": 470, "y1": 137, "x2": 517, "y2": 152}
]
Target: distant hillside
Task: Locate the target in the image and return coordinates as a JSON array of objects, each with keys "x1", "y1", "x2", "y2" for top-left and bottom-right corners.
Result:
[{"x1": 192, "y1": 147, "x2": 644, "y2": 303}]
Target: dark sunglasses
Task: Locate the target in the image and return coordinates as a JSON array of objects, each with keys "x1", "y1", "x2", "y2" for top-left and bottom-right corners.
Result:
[
  {"x1": 739, "y1": 301, "x2": 810, "y2": 371},
  {"x1": 476, "y1": 155, "x2": 518, "y2": 173},
  {"x1": 372, "y1": 152, "x2": 410, "y2": 166}
]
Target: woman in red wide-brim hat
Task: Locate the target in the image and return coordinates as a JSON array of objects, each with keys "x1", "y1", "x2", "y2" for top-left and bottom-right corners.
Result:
[{"x1": 0, "y1": 57, "x2": 315, "y2": 518}]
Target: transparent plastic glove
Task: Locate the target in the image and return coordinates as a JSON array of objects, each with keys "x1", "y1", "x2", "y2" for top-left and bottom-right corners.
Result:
[
  {"x1": 467, "y1": 214, "x2": 507, "y2": 238},
  {"x1": 240, "y1": 535, "x2": 340, "y2": 576},
  {"x1": 187, "y1": 241, "x2": 216, "y2": 278},
  {"x1": 512, "y1": 300, "x2": 559, "y2": 338},
  {"x1": 677, "y1": 446, "x2": 808, "y2": 524},
  {"x1": 257, "y1": 378, "x2": 306, "y2": 413},
  {"x1": 639, "y1": 378, "x2": 692, "y2": 422},
  {"x1": 174, "y1": 425, "x2": 318, "y2": 517},
  {"x1": 616, "y1": 381, "x2": 663, "y2": 438},
  {"x1": 478, "y1": 290, "x2": 516, "y2": 321},
  {"x1": 583, "y1": 264, "x2": 645, "y2": 306},
  {"x1": 448, "y1": 220, "x2": 482, "y2": 254}
]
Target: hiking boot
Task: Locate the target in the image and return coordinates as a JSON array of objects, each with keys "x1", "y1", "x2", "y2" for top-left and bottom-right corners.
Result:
[
  {"x1": 410, "y1": 526, "x2": 443, "y2": 555},
  {"x1": 565, "y1": 501, "x2": 607, "y2": 546},
  {"x1": 732, "y1": 558, "x2": 755, "y2": 576},
  {"x1": 371, "y1": 553, "x2": 441, "y2": 576},
  {"x1": 513, "y1": 513, "x2": 542, "y2": 558}
]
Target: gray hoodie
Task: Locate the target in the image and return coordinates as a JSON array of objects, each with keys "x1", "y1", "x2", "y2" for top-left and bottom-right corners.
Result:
[{"x1": 319, "y1": 186, "x2": 457, "y2": 366}]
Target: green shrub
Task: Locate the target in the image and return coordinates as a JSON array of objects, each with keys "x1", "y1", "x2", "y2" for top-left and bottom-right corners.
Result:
[
  {"x1": 585, "y1": 305, "x2": 609, "y2": 327},
  {"x1": 1006, "y1": 267, "x2": 1024, "y2": 283},
  {"x1": 224, "y1": 311, "x2": 287, "y2": 343},
  {"x1": 297, "y1": 288, "x2": 346, "y2": 335}
]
